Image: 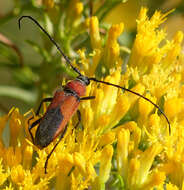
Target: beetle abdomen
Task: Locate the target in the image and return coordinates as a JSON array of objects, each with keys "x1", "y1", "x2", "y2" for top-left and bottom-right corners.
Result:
[{"x1": 35, "y1": 106, "x2": 63, "y2": 148}]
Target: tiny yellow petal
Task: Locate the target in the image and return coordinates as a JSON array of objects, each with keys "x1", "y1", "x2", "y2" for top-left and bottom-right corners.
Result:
[
  {"x1": 75, "y1": 2, "x2": 83, "y2": 16},
  {"x1": 122, "y1": 121, "x2": 141, "y2": 147},
  {"x1": 117, "y1": 128, "x2": 130, "y2": 178},
  {"x1": 43, "y1": 0, "x2": 54, "y2": 9},
  {"x1": 56, "y1": 173, "x2": 71, "y2": 190},
  {"x1": 4, "y1": 147, "x2": 22, "y2": 167},
  {"x1": 164, "y1": 97, "x2": 182, "y2": 118},
  {"x1": 166, "y1": 183, "x2": 179, "y2": 190},
  {"x1": 58, "y1": 153, "x2": 74, "y2": 175},
  {"x1": 9, "y1": 108, "x2": 22, "y2": 146},
  {"x1": 126, "y1": 83, "x2": 145, "y2": 104},
  {"x1": 142, "y1": 171, "x2": 166, "y2": 189},
  {"x1": 73, "y1": 152, "x2": 86, "y2": 175},
  {"x1": 138, "y1": 94, "x2": 156, "y2": 119},
  {"x1": 173, "y1": 31, "x2": 183, "y2": 44},
  {"x1": 108, "y1": 23, "x2": 124, "y2": 43},
  {"x1": 86, "y1": 162, "x2": 97, "y2": 180},
  {"x1": 23, "y1": 145, "x2": 33, "y2": 169},
  {"x1": 0, "y1": 159, "x2": 9, "y2": 186},
  {"x1": 11, "y1": 165, "x2": 25, "y2": 184},
  {"x1": 99, "y1": 131, "x2": 115, "y2": 147},
  {"x1": 99, "y1": 145, "x2": 113, "y2": 183},
  {"x1": 127, "y1": 158, "x2": 140, "y2": 189},
  {"x1": 90, "y1": 16, "x2": 101, "y2": 49},
  {"x1": 104, "y1": 22, "x2": 124, "y2": 68},
  {"x1": 138, "y1": 143, "x2": 163, "y2": 184}
]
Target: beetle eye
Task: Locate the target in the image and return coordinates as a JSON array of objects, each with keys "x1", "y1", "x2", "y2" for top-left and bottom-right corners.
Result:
[{"x1": 77, "y1": 75, "x2": 90, "y2": 85}]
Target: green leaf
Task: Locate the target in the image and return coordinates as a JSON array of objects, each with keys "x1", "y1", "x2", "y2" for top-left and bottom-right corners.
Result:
[
  {"x1": 0, "y1": 44, "x2": 20, "y2": 67},
  {"x1": 13, "y1": 66, "x2": 39, "y2": 88},
  {"x1": 0, "y1": 85, "x2": 36, "y2": 105},
  {"x1": 111, "y1": 172, "x2": 125, "y2": 189},
  {"x1": 26, "y1": 40, "x2": 51, "y2": 62}
]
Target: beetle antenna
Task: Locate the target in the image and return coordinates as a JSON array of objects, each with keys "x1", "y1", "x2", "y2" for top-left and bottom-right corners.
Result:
[
  {"x1": 18, "y1": 15, "x2": 82, "y2": 76},
  {"x1": 89, "y1": 77, "x2": 171, "y2": 134}
]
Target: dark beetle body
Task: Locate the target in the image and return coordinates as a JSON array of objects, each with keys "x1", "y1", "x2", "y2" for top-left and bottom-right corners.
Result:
[{"x1": 34, "y1": 78, "x2": 86, "y2": 149}]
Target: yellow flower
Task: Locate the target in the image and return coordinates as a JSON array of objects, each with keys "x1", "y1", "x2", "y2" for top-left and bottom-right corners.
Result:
[
  {"x1": 43, "y1": 0, "x2": 54, "y2": 9},
  {"x1": 2, "y1": 183, "x2": 14, "y2": 190},
  {"x1": 104, "y1": 22, "x2": 124, "y2": 68},
  {"x1": 116, "y1": 127, "x2": 164, "y2": 189},
  {"x1": 129, "y1": 8, "x2": 175, "y2": 73},
  {"x1": 1, "y1": 5, "x2": 184, "y2": 190},
  {"x1": 165, "y1": 183, "x2": 179, "y2": 190},
  {"x1": 99, "y1": 145, "x2": 113, "y2": 183},
  {"x1": 0, "y1": 159, "x2": 9, "y2": 186},
  {"x1": 66, "y1": 0, "x2": 84, "y2": 28},
  {"x1": 90, "y1": 17, "x2": 101, "y2": 50},
  {"x1": 92, "y1": 145, "x2": 113, "y2": 190},
  {"x1": 11, "y1": 165, "x2": 25, "y2": 185}
]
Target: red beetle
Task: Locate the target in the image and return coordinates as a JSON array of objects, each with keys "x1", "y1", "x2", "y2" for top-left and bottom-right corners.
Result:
[{"x1": 19, "y1": 16, "x2": 171, "y2": 174}]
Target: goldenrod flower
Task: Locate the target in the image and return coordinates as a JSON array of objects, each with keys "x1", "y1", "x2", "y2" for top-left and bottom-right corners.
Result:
[
  {"x1": 43, "y1": 0, "x2": 54, "y2": 9},
  {"x1": 0, "y1": 5, "x2": 184, "y2": 190},
  {"x1": 65, "y1": 0, "x2": 84, "y2": 28},
  {"x1": 90, "y1": 17, "x2": 101, "y2": 50}
]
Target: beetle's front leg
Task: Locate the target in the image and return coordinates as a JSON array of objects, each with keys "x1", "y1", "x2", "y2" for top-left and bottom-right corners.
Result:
[{"x1": 28, "y1": 97, "x2": 53, "y2": 141}]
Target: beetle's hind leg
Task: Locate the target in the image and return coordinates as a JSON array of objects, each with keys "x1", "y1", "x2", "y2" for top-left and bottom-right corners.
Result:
[
  {"x1": 44, "y1": 125, "x2": 68, "y2": 174},
  {"x1": 28, "y1": 118, "x2": 42, "y2": 143}
]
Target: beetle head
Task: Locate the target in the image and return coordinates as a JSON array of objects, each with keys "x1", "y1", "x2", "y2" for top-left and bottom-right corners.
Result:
[{"x1": 77, "y1": 75, "x2": 90, "y2": 86}]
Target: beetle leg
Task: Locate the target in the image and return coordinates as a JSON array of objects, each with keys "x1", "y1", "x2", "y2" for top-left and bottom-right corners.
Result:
[
  {"x1": 74, "y1": 110, "x2": 81, "y2": 129},
  {"x1": 28, "y1": 97, "x2": 53, "y2": 126},
  {"x1": 28, "y1": 118, "x2": 42, "y2": 143},
  {"x1": 73, "y1": 110, "x2": 82, "y2": 143},
  {"x1": 44, "y1": 125, "x2": 68, "y2": 174},
  {"x1": 80, "y1": 96, "x2": 95, "y2": 100},
  {"x1": 36, "y1": 97, "x2": 53, "y2": 115},
  {"x1": 67, "y1": 166, "x2": 75, "y2": 176}
]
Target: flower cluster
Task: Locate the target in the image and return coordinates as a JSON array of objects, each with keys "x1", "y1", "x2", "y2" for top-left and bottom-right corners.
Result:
[{"x1": 0, "y1": 4, "x2": 184, "y2": 190}]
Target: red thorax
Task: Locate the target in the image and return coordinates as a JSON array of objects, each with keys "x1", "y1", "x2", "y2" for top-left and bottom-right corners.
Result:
[{"x1": 65, "y1": 80, "x2": 86, "y2": 96}]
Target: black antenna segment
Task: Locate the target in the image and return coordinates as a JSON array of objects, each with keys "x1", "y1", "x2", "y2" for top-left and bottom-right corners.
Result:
[
  {"x1": 89, "y1": 77, "x2": 171, "y2": 134},
  {"x1": 18, "y1": 16, "x2": 171, "y2": 134},
  {"x1": 18, "y1": 15, "x2": 82, "y2": 76}
]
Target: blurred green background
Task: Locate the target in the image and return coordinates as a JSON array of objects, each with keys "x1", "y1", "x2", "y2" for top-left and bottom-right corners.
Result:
[{"x1": 0, "y1": 0, "x2": 183, "y2": 116}]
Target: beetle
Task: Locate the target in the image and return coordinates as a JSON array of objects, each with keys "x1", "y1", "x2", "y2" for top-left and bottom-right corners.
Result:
[{"x1": 18, "y1": 16, "x2": 171, "y2": 174}]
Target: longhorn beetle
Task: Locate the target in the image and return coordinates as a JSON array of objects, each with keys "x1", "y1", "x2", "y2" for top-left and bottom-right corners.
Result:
[{"x1": 18, "y1": 16, "x2": 171, "y2": 174}]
